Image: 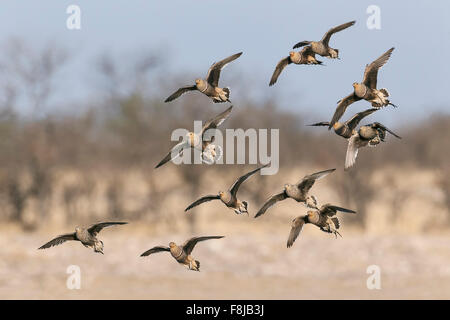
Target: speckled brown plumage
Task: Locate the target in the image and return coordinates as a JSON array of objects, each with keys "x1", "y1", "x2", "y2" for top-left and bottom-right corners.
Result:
[
  {"x1": 140, "y1": 236, "x2": 224, "y2": 271},
  {"x1": 269, "y1": 46, "x2": 322, "y2": 86},
  {"x1": 164, "y1": 52, "x2": 242, "y2": 103},
  {"x1": 293, "y1": 21, "x2": 356, "y2": 59},
  {"x1": 287, "y1": 204, "x2": 356, "y2": 248},
  {"x1": 345, "y1": 122, "x2": 401, "y2": 170},
  {"x1": 329, "y1": 47, "x2": 396, "y2": 128},
  {"x1": 38, "y1": 222, "x2": 128, "y2": 254},
  {"x1": 185, "y1": 165, "x2": 268, "y2": 215},
  {"x1": 254, "y1": 168, "x2": 335, "y2": 218}
]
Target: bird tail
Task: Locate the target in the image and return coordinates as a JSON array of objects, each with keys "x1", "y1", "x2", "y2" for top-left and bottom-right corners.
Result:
[
  {"x1": 379, "y1": 88, "x2": 389, "y2": 97},
  {"x1": 223, "y1": 87, "x2": 230, "y2": 98},
  {"x1": 331, "y1": 217, "x2": 340, "y2": 229},
  {"x1": 195, "y1": 260, "x2": 201, "y2": 271},
  {"x1": 333, "y1": 48, "x2": 339, "y2": 59}
]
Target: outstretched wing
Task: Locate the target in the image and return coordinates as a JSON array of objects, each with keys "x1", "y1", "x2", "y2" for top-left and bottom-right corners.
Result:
[
  {"x1": 329, "y1": 93, "x2": 361, "y2": 129},
  {"x1": 319, "y1": 203, "x2": 356, "y2": 217},
  {"x1": 164, "y1": 85, "x2": 197, "y2": 102},
  {"x1": 182, "y1": 236, "x2": 224, "y2": 255},
  {"x1": 287, "y1": 216, "x2": 306, "y2": 248},
  {"x1": 269, "y1": 56, "x2": 291, "y2": 86},
  {"x1": 87, "y1": 222, "x2": 127, "y2": 236},
  {"x1": 38, "y1": 233, "x2": 76, "y2": 250},
  {"x1": 307, "y1": 121, "x2": 330, "y2": 127},
  {"x1": 254, "y1": 191, "x2": 288, "y2": 218},
  {"x1": 184, "y1": 195, "x2": 221, "y2": 212},
  {"x1": 362, "y1": 47, "x2": 395, "y2": 89},
  {"x1": 201, "y1": 105, "x2": 233, "y2": 139},
  {"x1": 229, "y1": 164, "x2": 268, "y2": 197},
  {"x1": 140, "y1": 246, "x2": 170, "y2": 257},
  {"x1": 373, "y1": 122, "x2": 402, "y2": 139},
  {"x1": 345, "y1": 134, "x2": 364, "y2": 170},
  {"x1": 321, "y1": 20, "x2": 356, "y2": 46},
  {"x1": 206, "y1": 52, "x2": 242, "y2": 87},
  {"x1": 297, "y1": 168, "x2": 336, "y2": 193},
  {"x1": 155, "y1": 140, "x2": 190, "y2": 169},
  {"x1": 292, "y1": 40, "x2": 311, "y2": 50},
  {"x1": 345, "y1": 108, "x2": 378, "y2": 131}
]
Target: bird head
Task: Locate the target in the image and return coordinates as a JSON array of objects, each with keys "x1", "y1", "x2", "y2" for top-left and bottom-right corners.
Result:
[
  {"x1": 195, "y1": 79, "x2": 207, "y2": 91},
  {"x1": 75, "y1": 227, "x2": 81, "y2": 233},
  {"x1": 333, "y1": 122, "x2": 342, "y2": 130},
  {"x1": 169, "y1": 242, "x2": 176, "y2": 248},
  {"x1": 289, "y1": 51, "x2": 295, "y2": 57},
  {"x1": 352, "y1": 82, "x2": 358, "y2": 88},
  {"x1": 305, "y1": 211, "x2": 314, "y2": 219}
]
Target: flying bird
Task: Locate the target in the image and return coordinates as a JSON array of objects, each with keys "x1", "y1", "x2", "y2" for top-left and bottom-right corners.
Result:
[
  {"x1": 345, "y1": 122, "x2": 401, "y2": 170},
  {"x1": 309, "y1": 108, "x2": 378, "y2": 139},
  {"x1": 185, "y1": 165, "x2": 268, "y2": 215},
  {"x1": 254, "y1": 168, "x2": 335, "y2": 218},
  {"x1": 287, "y1": 204, "x2": 356, "y2": 248},
  {"x1": 155, "y1": 105, "x2": 233, "y2": 168},
  {"x1": 164, "y1": 52, "x2": 242, "y2": 103},
  {"x1": 269, "y1": 46, "x2": 322, "y2": 86},
  {"x1": 293, "y1": 20, "x2": 356, "y2": 59},
  {"x1": 329, "y1": 47, "x2": 397, "y2": 128},
  {"x1": 140, "y1": 236, "x2": 224, "y2": 271},
  {"x1": 38, "y1": 222, "x2": 128, "y2": 254}
]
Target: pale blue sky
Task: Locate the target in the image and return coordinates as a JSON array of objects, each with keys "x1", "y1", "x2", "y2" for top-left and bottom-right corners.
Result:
[{"x1": 0, "y1": 1, "x2": 449, "y2": 125}]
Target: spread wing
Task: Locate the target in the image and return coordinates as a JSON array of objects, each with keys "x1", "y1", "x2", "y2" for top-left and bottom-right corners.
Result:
[
  {"x1": 329, "y1": 93, "x2": 361, "y2": 129},
  {"x1": 201, "y1": 105, "x2": 233, "y2": 140},
  {"x1": 87, "y1": 222, "x2": 127, "y2": 236},
  {"x1": 372, "y1": 122, "x2": 402, "y2": 139},
  {"x1": 345, "y1": 133, "x2": 365, "y2": 170},
  {"x1": 297, "y1": 168, "x2": 336, "y2": 193},
  {"x1": 164, "y1": 85, "x2": 197, "y2": 102},
  {"x1": 292, "y1": 40, "x2": 311, "y2": 50},
  {"x1": 254, "y1": 191, "x2": 288, "y2": 218},
  {"x1": 362, "y1": 47, "x2": 394, "y2": 89},
  {"x1": 229, "y1": 164, "x2": 268, "y2": 197},
  {"x1": 319, "y1": 203, "x2": 356, "y2": 217},
  {"x1": 321, "y1": 20, "x2": 356, "y2": 46},
  {"x1": 140, "y1": 246, "x2": 170, "y2": 257},
  {"x1": 206, "y1": 52, "x2": 242, "y2": 87},
  {"x1": 182, "y1": 236, "x2": 224, "y2": 255},
  {"x1": 269, "y1": 56, "x2": 291, "y2": 86},
  {"x1": 287, "y1": 216, "x2": 306, "y2": 248},
  {"x1": 155, "y1": 140, "x2": 190, "y2": 169},
  {"x1": 184, "y1": 195, "x2": 221, "y2": 212},
  {"x1": 345, "y1": 108, "x2": 378, "y2": 131},
  {"x1": 38, "y1": 233, "x2": 76, "y2": 250}
]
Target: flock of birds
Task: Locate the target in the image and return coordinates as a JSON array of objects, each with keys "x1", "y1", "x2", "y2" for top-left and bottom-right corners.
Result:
[{"x1": 38, "y1": 20, "x2": 402, "y2": 271}]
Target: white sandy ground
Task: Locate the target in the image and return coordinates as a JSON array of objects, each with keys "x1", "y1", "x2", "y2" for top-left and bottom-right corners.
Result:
[{"x1": 1, "y1": 223, "x2": 450, "y2": 300}]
